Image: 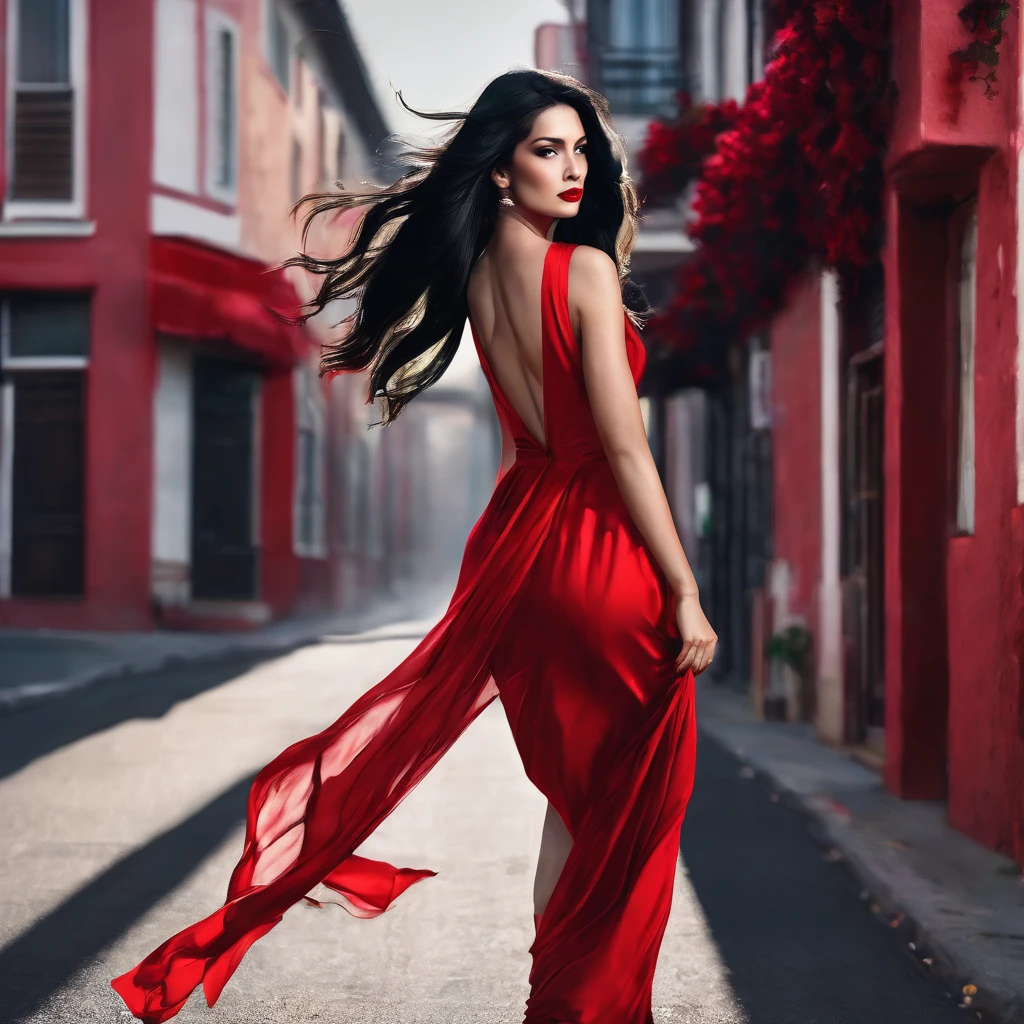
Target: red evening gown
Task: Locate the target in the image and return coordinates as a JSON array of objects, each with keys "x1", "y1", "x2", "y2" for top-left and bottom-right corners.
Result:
[{"x1": 111, "y1": 240, "x2": 698, "y2": 1024}]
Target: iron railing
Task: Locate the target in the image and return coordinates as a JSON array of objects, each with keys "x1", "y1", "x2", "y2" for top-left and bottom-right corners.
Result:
[{"x1": 595, "y1": 46, "x2": 683, "y2": 117}]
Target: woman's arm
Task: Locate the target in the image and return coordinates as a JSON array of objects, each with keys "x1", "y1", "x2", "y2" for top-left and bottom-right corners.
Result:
[
  {"x1": 570, "y1": 245, "x2": 698, "y2": 600},
  {"x1": 570, "y1": 245, "x2": 716, "y2": 675}
]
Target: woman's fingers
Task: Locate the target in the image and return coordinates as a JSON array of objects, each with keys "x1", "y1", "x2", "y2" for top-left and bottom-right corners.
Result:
[
  {"x1": 679, "y1": 636, "x2": 718, "y2": 676},
  {"x1": 693, "y1": 639, "x2": 712, "y2": 676},
  {"x1": 677, "y1": 639, "x2": 704, "y2": 674},
  {"x1": 676, "y1": 641, "x2": 697, "y2": 674},
  {"x1": 692, "y1": 642, "x2": 709, "y2": 676}
]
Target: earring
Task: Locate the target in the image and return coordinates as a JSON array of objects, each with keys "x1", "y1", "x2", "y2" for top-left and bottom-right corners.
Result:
[{"x1": 498, "y1": 184, "x2": 515, "y2": 207}]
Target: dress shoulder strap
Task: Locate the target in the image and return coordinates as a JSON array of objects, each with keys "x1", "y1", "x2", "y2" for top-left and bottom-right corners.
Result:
[{"x1": 542, "y1": 242, "x2": 578, "y2": 362}]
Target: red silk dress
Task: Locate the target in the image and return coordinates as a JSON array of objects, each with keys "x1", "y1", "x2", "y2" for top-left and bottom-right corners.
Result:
[{"x1": 111, "y1": 240, "x2": 698, "y2": 1024}]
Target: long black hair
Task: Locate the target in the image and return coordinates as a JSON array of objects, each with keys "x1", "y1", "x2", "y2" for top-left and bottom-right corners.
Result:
[{"x1": 285, "y1": 68, "x2": 651, "y2": 427}]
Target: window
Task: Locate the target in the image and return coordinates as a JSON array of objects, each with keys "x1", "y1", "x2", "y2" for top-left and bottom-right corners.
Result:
[
  {"x1": 2, "y1": 293, "x2": 89, "y2": 366},
  {"x1": 956, "y1": 209, "x2": 977, "y2": 534},
  {"x1": 342, "y1": 436, "x2": 367, "y2": 557},
  {"x1": 0, "y1": 292, "x2": 90, "y2": 597},
  {"x1": 602, "y1": 0, "x2": 681, "y2": 115},
  {"x1": 293, "y1": 361, "x2": 327, "y2": 557},
  {"x1": 206, "y1": 11, "x2": 239, "y2": 199},
  {"x1": 266, "y1": 1, "x2": 292, "y2": 95},
  {"x1": 5, "y1": 0, "x2": 86, "y2": 217}
]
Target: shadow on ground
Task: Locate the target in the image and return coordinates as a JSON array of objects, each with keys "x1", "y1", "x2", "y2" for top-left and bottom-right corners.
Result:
[
  {"x1": 0, "y1": 629, "x2": 441, "y2": 787},
  {"x1": 0, "y1": 653, "x2": 273, "y2": 783},
  {"x1": 682, "y1": 732, "x2": 973, "y2": 1024},
  {"x1": 0, "y1": 773, "x2": 253, "y2": 1022}
]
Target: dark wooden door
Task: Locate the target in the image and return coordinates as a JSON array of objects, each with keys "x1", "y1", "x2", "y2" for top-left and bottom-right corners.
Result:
[
  {"x1": 191, "y1": 357, "x2": 259, "y2": 600},
  {"x1": 11, "y1": 371, "x2": 85, "y2": 596},
  {"x1": 843, "y1": 349, "x2": 886, "y2": 744}
]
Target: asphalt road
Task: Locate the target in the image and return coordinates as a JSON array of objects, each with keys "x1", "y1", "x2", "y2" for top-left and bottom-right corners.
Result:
[
  {"x1": 0, "y1": 623, "x2": 975, "y2": 1024},
  {"x1": 681, "y1": 735, "x2": 975, "y2": 1024}
]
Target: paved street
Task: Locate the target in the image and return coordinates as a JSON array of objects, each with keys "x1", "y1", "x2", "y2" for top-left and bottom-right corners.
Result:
[{"x1": 0, "y1": 621, "x2": 975, "y2": 1024}]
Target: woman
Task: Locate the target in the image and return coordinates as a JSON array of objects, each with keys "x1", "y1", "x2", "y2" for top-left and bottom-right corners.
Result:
[{"x1": 112, "y1": 68, "x2": 717, "y2": 1024}]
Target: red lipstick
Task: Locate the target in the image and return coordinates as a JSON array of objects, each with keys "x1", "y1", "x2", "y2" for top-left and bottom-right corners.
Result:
[{"x1": 557, "y1": 187, "x2": 583, "y2": 203}]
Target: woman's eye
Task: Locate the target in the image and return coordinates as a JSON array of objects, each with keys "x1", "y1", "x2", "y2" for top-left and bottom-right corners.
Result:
[{"x1": 533, "y1": 145, "x2": 586, "y2": 157}]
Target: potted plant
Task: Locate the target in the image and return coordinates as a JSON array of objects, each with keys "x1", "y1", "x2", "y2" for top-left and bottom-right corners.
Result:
[{"x1": 764, "y1": 624, "x2": 814, "y2": 721}]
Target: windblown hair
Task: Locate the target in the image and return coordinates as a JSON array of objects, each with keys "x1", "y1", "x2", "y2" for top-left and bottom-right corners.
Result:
[{"x1": 285, "y1": 68, "x2": 651, "y2": 427}]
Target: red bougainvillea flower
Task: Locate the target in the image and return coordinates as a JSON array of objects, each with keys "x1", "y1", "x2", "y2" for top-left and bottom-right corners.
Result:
[
  {"x1": 634, "y1": 93, "x2": 741, "y2": 208},
  {"x1": 643, "y1": 0, "x2": 893, "y2": 353}
]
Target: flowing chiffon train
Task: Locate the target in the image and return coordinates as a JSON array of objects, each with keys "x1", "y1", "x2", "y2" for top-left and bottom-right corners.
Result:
[{"x1": 111, "y1": 241, "x2": 697, "y2": 1024}]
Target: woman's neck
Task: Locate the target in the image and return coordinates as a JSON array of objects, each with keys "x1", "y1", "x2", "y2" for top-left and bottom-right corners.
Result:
[{"x1": 494, "y1": 205, "x2": 556, "y2": 243}]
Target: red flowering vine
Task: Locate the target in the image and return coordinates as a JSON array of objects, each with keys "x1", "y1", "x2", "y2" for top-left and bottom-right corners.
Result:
[
  {"x1": 641, "y1": 0, "x2": 894, "y2": 355},
  {"x1": 635, "y1": 94, "x2": 740, "y2": 207},
  {"x1": 951, "y1": 0, "x2": 1012, "y2": 98}
]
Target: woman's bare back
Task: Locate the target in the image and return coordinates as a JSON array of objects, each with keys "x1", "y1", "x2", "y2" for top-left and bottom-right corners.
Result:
[{"x1": 467, "y1": 240, "x2": 570, "y2": 451}]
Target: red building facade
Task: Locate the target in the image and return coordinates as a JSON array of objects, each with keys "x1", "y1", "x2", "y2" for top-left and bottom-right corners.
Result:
[
  {"x1": 769, "y1": 2, "x2": 1024, "y2": 865},
  {"x1": 0, "y1": 0, "x2": 156, "y2": 629},
  {"x1": 0, "y1": 0, "x2": 414, "y2": 632}
]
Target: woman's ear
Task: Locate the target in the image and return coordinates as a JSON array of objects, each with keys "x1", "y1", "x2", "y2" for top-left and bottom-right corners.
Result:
[{"x1": 491, "y1": 166, "x2": 510, "y2": 190}]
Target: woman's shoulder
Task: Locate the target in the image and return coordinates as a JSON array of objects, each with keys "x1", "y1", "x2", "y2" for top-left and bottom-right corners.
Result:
[
  {"x1": 565, "y1": 244, "x2": 620, "y2": 312},
  {"x1": 565, "y1": 243, "x2": 616, "y2": 277}
]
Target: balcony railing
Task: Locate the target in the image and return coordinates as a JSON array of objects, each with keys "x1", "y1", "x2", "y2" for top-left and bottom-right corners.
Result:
[{"x1": 595, "y1": 46, "x2": 683, "y2": 117}]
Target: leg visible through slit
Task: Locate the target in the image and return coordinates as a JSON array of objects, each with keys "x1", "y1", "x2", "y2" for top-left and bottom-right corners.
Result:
[{"x1": 534, "y1": 800, "x2": 572, "y2": 917}]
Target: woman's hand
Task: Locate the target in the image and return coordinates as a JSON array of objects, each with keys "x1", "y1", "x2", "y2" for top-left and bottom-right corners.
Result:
[{"x1": 675, "y1": 592, "x2": 718, "y2": 676}]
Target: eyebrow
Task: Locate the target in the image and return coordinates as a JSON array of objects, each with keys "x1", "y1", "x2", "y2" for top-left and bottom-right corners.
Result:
[{"x1": 531, "y1": 135, "x2": 587, "y2": 145}]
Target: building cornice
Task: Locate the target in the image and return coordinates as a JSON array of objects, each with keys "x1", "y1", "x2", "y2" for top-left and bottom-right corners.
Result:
[{"x1": 290, "y1": 0, "x2": 396, "y2": 175}]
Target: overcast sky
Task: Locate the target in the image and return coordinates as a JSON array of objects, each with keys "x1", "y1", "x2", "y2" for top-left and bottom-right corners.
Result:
[
  {"x1": 341, "y1": 0, "x2": 571, "y2": 386},
  {"x1": 343, "y1": 0, "x2": 570, "y2": 140}
]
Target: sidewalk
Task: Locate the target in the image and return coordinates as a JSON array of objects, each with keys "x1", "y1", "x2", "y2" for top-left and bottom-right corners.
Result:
[
  {"x1": 0, "y1": 575, "x2": 456, "y2": 713},
  {"x1": 696, "y1": 677, "x2": 1024, "y2": 1024}
]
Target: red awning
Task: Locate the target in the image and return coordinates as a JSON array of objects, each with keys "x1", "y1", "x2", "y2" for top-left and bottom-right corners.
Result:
[{"x1": 149, "y1": 236, "x2": 310, "y2": 368}]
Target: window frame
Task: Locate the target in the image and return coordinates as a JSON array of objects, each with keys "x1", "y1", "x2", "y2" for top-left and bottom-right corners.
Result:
[
  {"x1": 0, "y1": 291, "x2": 92, "y2": 599},
  {"x1": 697, "y1": 0, "x2": 723, "y2": 102},
  {"x1": 3, "y1": 0, "x2": 89, "y2": 221},
  {"x1": 264, "y1": 0, "x2": 293, "y2": 97},
  {"x1": 204, "y1": 7, "x2": 241, "y2": 205}
]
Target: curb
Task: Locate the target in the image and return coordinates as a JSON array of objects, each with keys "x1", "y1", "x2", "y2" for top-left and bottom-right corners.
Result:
[
  {"x1": 0, "y1": 636, "x2": 309, "y2": 714},
  {"x1": 698, "y1": 718, "x2": 1016, "y2": 1024},
  {"x1": 0, "y1": 590, "x2": 447, "y2": 716}
]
